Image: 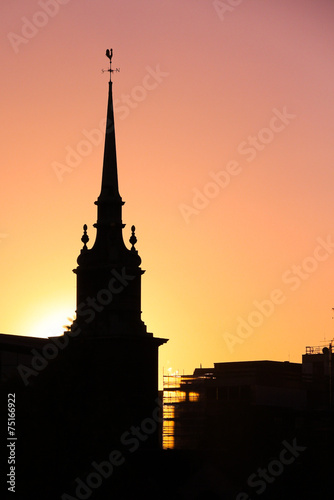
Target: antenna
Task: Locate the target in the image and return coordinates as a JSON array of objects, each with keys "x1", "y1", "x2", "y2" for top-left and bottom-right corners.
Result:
[{"x1": 102, "y1": 48, "x2": 120, "y2": 82}]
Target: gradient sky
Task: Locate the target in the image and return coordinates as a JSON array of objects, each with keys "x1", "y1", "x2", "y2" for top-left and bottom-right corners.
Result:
[{"x1": 1, "y1": 0, "x2": 334, "y2": 386}]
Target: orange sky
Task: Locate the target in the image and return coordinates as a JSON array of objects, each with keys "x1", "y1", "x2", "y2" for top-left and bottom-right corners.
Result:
[{"x1": 1, "y1": 0, "x2": 334, "y2": 386}]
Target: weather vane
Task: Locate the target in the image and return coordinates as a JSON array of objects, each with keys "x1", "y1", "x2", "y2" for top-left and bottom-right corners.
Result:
[{"x1": 102, "y1": 49, "x2": 120, "y2": 82}]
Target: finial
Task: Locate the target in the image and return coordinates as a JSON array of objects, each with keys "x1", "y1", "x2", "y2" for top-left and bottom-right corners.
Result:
[
  {"x1": 102, "y1": 48, "x2": 120, "y2": 82},
  {"x1": 81, "y1": 224, "x2": 89, "y2": 251},
  {"x1": 129, "y1": 225, "x2": 137, "y2": 251}
]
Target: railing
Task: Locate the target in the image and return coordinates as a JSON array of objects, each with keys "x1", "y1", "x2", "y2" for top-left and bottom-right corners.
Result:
[{"x1": 305, "y1": 345, "x2": 324, "y2": 355}]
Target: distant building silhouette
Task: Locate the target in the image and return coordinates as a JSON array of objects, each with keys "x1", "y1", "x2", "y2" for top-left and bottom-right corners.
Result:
[{"x1": 163, "y1": 348, "x2": 333, "y2": 453}]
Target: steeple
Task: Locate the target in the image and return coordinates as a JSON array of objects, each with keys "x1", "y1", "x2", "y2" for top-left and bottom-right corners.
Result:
[
  {"x1": 100, "y1": 51, "x2": 120, "y2": 201},
  {"x1": 96, "y1": 78, "x2": 123, "y2": 227},
  {"x1": 92, "y1": 77, "x2": 129, "y2": 256},
  {"x1": 73, "y1": 51, "x2": 147, "y2": 337}
]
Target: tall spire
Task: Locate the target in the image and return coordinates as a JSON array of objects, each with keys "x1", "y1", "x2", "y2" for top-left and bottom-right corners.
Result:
[
  {"x1": 95, "y1": 50, "x2": 123, "y2": 228},
  {"x1": 73, "y1": 50, "x2": 146, "y2": 338},
  {"x1": 99, "y1": 79, "x2": 121, "y2": 204}
]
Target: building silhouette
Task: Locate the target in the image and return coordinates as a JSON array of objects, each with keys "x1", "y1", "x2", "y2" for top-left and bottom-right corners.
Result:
[
  {"x1": 163, "y1": 348, "x2": 333, "y2": 451},
  {"x1": 163, "y1": 360, "x2": 305, "y2": 451}
]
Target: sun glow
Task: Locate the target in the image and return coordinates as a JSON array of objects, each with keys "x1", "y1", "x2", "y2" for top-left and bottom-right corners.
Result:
[{"x1": 24, "y1": 306, "x2": 75, "y2": 339}]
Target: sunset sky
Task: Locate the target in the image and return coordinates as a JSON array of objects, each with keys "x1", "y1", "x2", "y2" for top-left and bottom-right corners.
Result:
[{"x1": 1, "y1": 0, "x2": 334, "y2": 386}]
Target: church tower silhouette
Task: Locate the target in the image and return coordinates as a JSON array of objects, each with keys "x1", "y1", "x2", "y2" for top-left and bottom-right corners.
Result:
[{"x1": 68, "y1": 50, "x2": 167, "y2": 449}]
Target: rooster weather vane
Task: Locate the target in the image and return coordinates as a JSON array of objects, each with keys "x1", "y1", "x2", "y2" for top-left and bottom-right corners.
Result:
[{"x1": 102, "y1": 49, "x2": 120, "y2": 81}]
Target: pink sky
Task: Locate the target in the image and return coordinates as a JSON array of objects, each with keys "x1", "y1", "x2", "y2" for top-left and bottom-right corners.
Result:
[{"x1": 1, "y1": 0, "x2": 334, "y2": 385}]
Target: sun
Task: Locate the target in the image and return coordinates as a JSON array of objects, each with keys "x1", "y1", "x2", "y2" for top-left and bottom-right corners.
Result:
[{"x1": 24, "y1": 305, "x2": 75, "y2": 339}]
